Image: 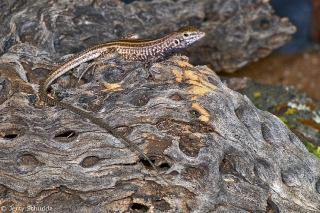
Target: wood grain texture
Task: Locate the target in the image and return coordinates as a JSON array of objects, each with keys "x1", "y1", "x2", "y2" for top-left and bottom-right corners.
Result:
[{"x1": 0, "y1": 52, "x2": 320, "y2": 212}]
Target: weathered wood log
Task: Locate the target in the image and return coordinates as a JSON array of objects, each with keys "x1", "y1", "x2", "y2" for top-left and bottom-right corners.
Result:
[{"x1": 1, "y1": 46, "x2": 320, "y2": 211}]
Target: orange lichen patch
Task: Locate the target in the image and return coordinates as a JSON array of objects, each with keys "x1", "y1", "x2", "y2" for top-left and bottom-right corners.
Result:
[
  {"x1": 184, "y1": 70, "x2": 218, "y2": 96},
  {"x1": 101, "y1": 82, "x2": 122, "y2": 93},
  {"x1": 298, "y1": 119, "x2": 320, "y2": 132},
  {"x1": 184, "y1": 70, "x2": 200, "y2": 81},
  {"x1": 187, "y1": 81, "x2": 212, "y2": 96},
  {"x1": 191, "y1": 96, "x2": 198, "y2": 101},
  {"x1": 201, "y1": 79, "x2": 218, "y2": 90},
  {"x1": 172, "y1": 69, "x2": 182, "y2": 82},
  {"x1": 174, "y1": 59, "x2": 193, "y2": 68},
  {"x1": 192, "y1": 103, "x2": 210, "y2": 122}
]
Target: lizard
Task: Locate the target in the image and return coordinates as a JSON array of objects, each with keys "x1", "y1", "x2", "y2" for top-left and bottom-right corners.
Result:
[{"x1": 39, "y1": 26, "x2": 205, "y2": 183}]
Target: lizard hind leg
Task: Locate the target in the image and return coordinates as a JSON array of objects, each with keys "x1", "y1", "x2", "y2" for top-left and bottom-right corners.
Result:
[
  {"x1": 78, "y1": 49, "x2": 119, "y2": 83},
  {"x1": 78, "y1": 61, "x2": 98, "y2": 83}
]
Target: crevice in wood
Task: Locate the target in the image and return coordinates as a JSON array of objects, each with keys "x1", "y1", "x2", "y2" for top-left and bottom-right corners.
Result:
[
  {"x1": 131, "y1": 203, "x2": 149, "y2": 212},
  {"x1": 54, "y1": 130, "x2": 77, "y2": 142}
]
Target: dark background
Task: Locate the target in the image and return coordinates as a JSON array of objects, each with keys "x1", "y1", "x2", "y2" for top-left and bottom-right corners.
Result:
[
  {"x1": 221, "y1": 0, "x2": 320, "y2": 101},
  {"x1": 270, "y1": 0, "x2": 316, "y2": 52}
]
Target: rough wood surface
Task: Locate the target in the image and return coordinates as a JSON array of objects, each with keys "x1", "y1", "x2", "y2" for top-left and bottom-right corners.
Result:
[
  {"x1": 224, "y1": 76, "x2": 320, "y2": 157},
  {"x1": 1, "y1": 47, "x2": 320, "y2": 212},
  {"x1": 0, "y1": 0, "x2": 318, "y2": 213}
]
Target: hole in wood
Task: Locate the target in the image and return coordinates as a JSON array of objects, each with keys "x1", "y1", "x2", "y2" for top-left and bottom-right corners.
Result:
[
  {"x1": 0, "y1": 184, "x2": 7, "y2": 197},
  {"x1": 140, "y1": 158, "x2": 156, "y2": 170},
  {"x1": 18, "y1": 154, "x2": 40, "y2": 167},
  {"x1": 267, "y1": 199, "x2": 279, "y2": 213},
  {"x1": 0, "y1": 129, "x2": 21, "y2": 139},
  {"x1": 131, "y1": 203, "x2": 149, "y2": 212},
  {"x1": 80, "y1": 156, "x2": 100, "y2": 168},
  {"x1": 130, "y1": 93, "x2": 151, "y2": 106},
  {"x1": 170, "y1": 93, "x2": 183, "y2": 101},
  {"x1": 159, "y1": 163, "x2": 171, "y2": 169},
  {"x1": 54, "y1": 130, "x2": 77, "y2": 142},
  {"x1": 219, "y1": 158, "x2": 234, "y2": 174},
  {"x1": 189, "y1": 109, "x2": 200, "y2": 117},
  {"x1": 4, "y1": 133, "x2": 18, "y2": 139}
]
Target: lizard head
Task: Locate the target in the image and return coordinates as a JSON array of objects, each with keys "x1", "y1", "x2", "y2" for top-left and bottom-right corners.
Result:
[{"x1": 169, "y1": 26, "x2": 205, "y2": 50}]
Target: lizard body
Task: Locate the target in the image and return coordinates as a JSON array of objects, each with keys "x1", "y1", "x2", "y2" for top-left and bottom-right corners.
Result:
[{"x1": 39, "y1": 26, "x2": 205, "y2": 182}]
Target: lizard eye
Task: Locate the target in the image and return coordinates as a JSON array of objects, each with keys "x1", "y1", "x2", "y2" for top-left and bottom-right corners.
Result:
[
  {"x1": 183, "y1": 33, "x2": 189, "y2": 37},
  {"x1": 174, "y1": 39, "x2": 179, "y2": 45}
]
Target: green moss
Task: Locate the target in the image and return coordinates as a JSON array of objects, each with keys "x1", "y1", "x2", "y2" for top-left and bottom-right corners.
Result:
[
  {"x1": 278, "y1": 116, "x2": 293, "y2": 129},
  {"x1": 279, "y1": 116, "x2": 288, "y2": 123},
  {"x1": 305, "y1": 141, "x2": 320, "y2": 158}
]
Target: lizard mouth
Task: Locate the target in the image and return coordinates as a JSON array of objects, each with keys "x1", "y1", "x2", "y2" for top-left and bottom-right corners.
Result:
[{"x1": 186, "y1": 32, "x2": 205, "y2": 45}]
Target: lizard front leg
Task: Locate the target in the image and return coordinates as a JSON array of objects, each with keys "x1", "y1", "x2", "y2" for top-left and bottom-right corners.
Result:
[{"x1": 143, "y1": 57, "x2": 163, "y2": 78}]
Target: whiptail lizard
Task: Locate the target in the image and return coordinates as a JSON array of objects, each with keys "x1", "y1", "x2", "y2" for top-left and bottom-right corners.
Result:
[{"x1": 39, "y1": 26, "x2": 205, "y2": 183}]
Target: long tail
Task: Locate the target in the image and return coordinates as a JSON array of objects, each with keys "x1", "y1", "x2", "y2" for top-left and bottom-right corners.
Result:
[{"x1": 39, "y1": 81, "x2": 167, "y2": 183}]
